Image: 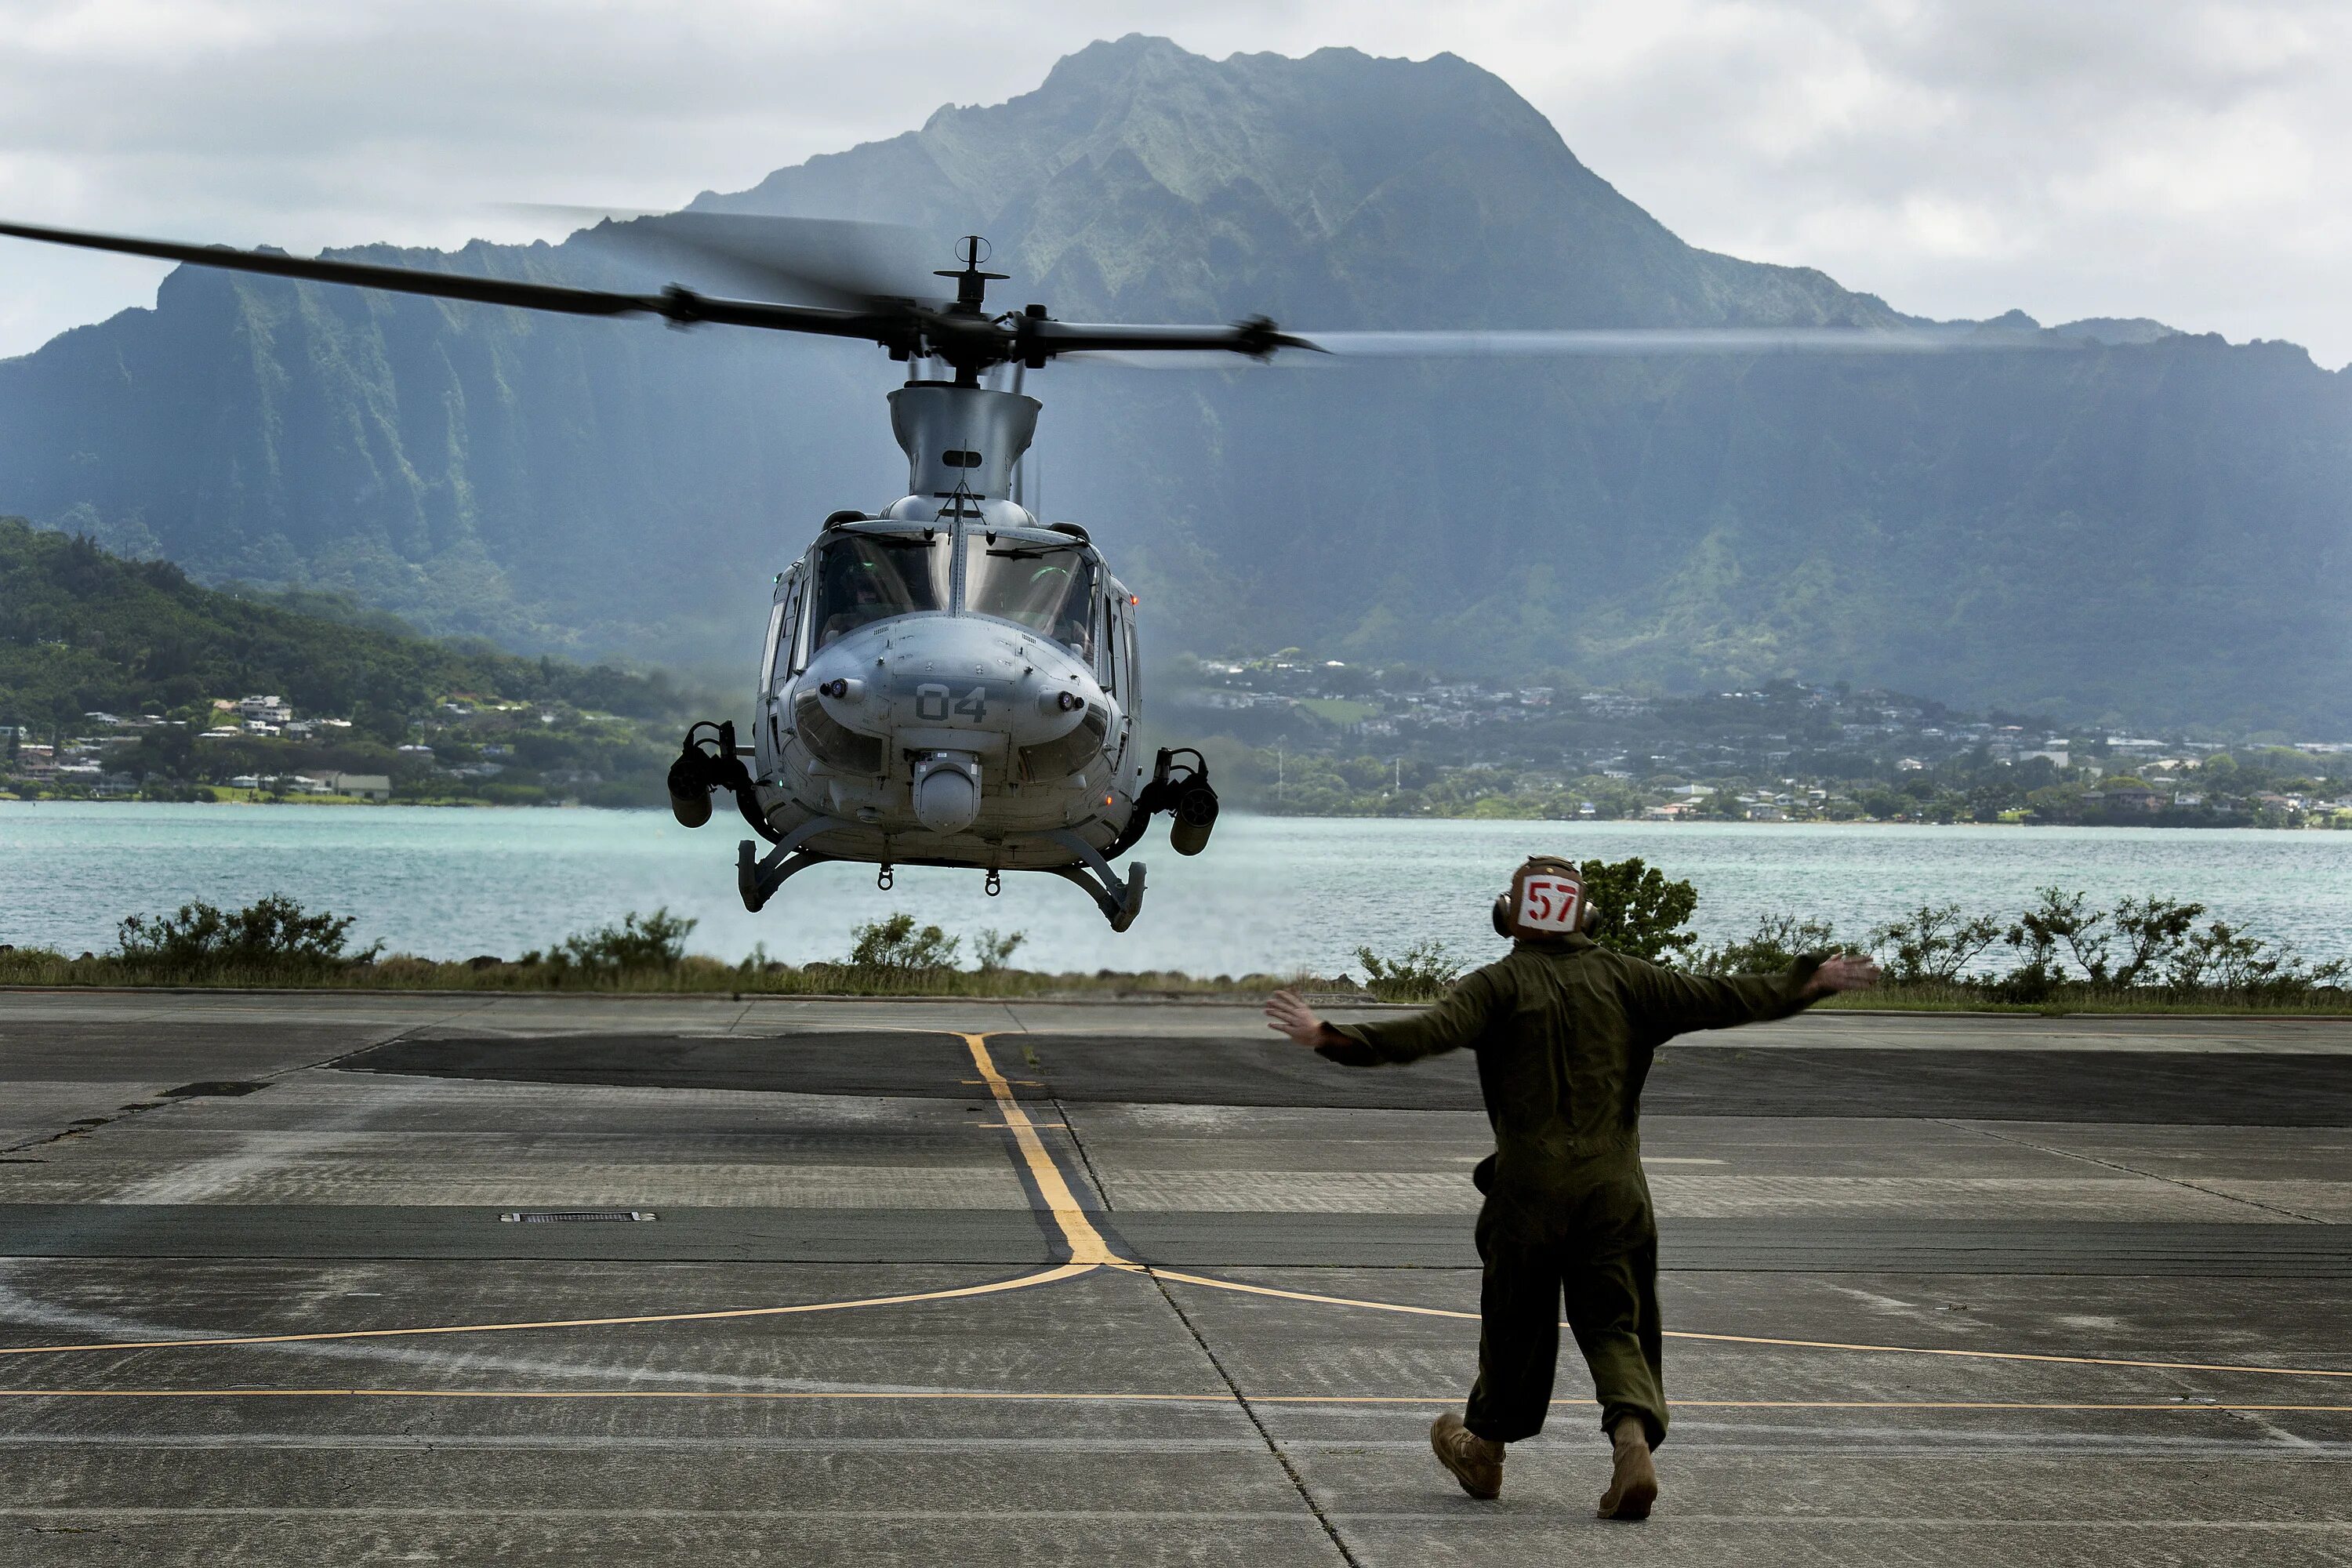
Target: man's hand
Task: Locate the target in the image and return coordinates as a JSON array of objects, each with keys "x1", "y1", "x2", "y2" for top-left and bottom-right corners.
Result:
[
  {"x1": 1802, "y1": 953, "x2": 1881, "y2": 1000},
  {"x1": 1265, "y1": 989, "x2": 1330, "y2": 1048}
]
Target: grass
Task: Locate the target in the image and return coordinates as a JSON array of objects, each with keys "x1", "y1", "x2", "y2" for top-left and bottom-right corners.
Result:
[
  {"x1": 1815, "y1": 980, "x2": 2352, "y2": 1016},
  {"x1": 0, "y1": 949, "x2": 1351, "y2": 1000},
  {"x1": 2, "y1": 948, "x2": 2344, "y2": 1014}
]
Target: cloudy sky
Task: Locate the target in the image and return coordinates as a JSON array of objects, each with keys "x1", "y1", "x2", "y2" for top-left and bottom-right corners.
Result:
[{"x1": 3, "y1": 0, "x2": 2347, "y2": 363}]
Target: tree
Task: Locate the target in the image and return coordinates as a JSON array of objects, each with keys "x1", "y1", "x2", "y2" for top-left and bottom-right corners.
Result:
[{"x1": 1579, "y1": 857, "x2": 1700, "y2": 965}]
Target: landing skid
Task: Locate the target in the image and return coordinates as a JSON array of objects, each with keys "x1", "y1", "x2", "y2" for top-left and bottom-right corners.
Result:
[
  {"x1": 1044, "y1": 828, "x2": 1148, "y2": 931},
  {"x1": 735, "y1": 819, "x2": 1145, "y2": 930},
  {"x1": 737, "y1": 815, "x2": 851, "y2": 913}
]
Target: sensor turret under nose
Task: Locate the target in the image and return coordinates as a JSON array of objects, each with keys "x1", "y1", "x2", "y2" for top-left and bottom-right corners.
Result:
[{"x1": 913, "y1": 752, "x2": 982, "y2": 834}]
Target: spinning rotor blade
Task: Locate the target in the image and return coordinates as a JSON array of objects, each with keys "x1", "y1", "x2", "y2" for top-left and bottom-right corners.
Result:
[
  {"x1": 0, "y1": 216, "x2": 915, "y2": 346},
  {"x1": 1059, "y1": 323, "x2": 2067, "y2": 369},
  {"x1": 1020, "y1": 315, "x2": 1319, "y2": 360},
  {"x1": 547, "y1": 209, "x2": 944, "y2": 312},
  {"x1": 1304, "y1": 326, "x2": 2063, "y2": 357}
]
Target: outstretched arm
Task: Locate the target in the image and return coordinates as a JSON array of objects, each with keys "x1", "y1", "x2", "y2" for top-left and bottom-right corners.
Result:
[
  {"x1": 1265, "y1": 970, "x2": 1500, "y2": 1066},
  {"x1": 1624, "y1": 949, "x2": 1879, "y2": 1037}
]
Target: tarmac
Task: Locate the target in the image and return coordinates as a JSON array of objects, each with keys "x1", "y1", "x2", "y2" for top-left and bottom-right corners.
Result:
[{"x1": 2, "y1": 989, "x2": 2349, "y2": 1564}]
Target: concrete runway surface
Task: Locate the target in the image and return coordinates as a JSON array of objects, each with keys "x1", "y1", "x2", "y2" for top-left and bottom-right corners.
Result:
[{"x1": 2, "y1": 990, "x2": 2349, "y2": 1565}]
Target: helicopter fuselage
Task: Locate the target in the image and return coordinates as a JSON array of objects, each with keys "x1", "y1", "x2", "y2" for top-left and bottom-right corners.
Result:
[
  {"x1": 755, "y1": 518, "x2": 1141, "y2": 869},
  {"x1": 702, "y1": 379, "x2": 1208, "y2": 927}
]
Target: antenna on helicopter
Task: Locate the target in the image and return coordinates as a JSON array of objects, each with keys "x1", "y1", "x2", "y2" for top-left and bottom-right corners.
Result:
[
  {"x1": 935, "y1": 236, "x2": 1008, "y2": 311},
  {"x1": 934, "y1": 236, "x2": 1011, "y2": 386}
]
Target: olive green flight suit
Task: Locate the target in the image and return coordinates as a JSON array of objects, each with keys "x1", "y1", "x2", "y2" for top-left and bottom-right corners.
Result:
[{"x1": 1323, "y1": 935, "x2": 1824, "y2": 1448}]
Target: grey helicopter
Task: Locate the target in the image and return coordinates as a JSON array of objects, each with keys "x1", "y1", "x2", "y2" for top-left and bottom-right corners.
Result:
[{"x1": 0, "y1": 211, "x2": 2045, "y2": 928}]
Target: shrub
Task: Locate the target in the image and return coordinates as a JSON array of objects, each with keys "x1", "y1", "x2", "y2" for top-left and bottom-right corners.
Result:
[
  {"x1": 1700, "y1": 912, "x2": 1838, "y2": 975},
  {"x1": 554, "y1": 907, "x2": 696, "y2": 974},
  {"x1": 972, "y1": 927, "x2": 1027, "y2": 974},
  {"x1": 1355, "y1": 938, "x2": 1464, "y2": 1001},
  {"x1": 2163, "y1": 919, "x2": 2345, "y2": 998},
  {"x1": 2110, "y1": 895, "x2": 2205, "y2": 986},
  {"x1": 2002, "y1": 887, "x2": 2111, "y2": 988},
  {"x1": 1869, "y1": 902, "x2": 2004, "y2": 984},
  {"x1": 115, "y1": 894, "x2": 375, "y2": 975},
  {"x1": 846, "y1": 912, "x2": 961, "y2": 973}
]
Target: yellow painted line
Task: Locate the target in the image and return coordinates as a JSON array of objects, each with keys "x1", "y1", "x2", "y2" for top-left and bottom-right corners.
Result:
[
  {"x1": 0, "y1": 1264, "x2": 1097, "y2": 1359},
  {"x1": 960, "y1": 1033, "x2": 1120, "y2": 1266},
  {"x1": 0, "y1": 1387, "x2": 2347, "y2": 1413},
  {"x1": 1150, "y1": 1269, "x2": 2352, "y2": 1381}
]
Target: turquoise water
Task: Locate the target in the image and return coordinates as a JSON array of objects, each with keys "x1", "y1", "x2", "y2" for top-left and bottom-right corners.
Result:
[{"x1": 5, "y1": 802, "x2": 2351, "y2": 975}]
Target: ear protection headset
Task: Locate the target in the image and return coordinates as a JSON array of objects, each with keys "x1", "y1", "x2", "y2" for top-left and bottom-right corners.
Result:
[{"x1": 1491, "y1": 855, "x2": 1602, "y2": 939}]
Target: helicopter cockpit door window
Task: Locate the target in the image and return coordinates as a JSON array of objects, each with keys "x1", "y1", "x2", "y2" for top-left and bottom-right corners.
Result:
[
  {"x1": 782, "y1": 572, "x2": 809, "y2": 676},
  {"x1": 1121, "y1": 600, "x2": 1140, "y2": 713},
  {"x1": 760, "y1": 597, "x2": 788, "y2": 690},
  {"x1": 811, "y1": 532, "x2": 952, "y2": 652},
  {"x1": 962, "y1": 538, "x2": 1098, "y2": 658},
  {"x1": 1104, "y1": 593, "x2": 1125, "y2": 699}
]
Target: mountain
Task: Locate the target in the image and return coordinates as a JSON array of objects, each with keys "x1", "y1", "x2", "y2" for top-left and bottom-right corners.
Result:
[{"x1": 2, "y1": 35, "x2": 2348, "y2": 731}]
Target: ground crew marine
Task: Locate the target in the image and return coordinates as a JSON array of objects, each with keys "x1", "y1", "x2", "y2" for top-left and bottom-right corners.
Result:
[{"x1": 1263, "y1": 857, "x2": 1877, "y2": 1519}]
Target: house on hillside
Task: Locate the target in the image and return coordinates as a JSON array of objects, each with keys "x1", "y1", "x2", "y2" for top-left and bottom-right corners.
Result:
[
  {"x1": 2083, "y1": 782, "x2": 2162, "y2": 812},
  {"x1": 236, "y1": 695, "x2": 294, "y2": 724}
]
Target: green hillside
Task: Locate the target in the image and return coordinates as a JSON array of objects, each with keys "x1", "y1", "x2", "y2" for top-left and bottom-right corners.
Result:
[
  {"x1": 0, "y1": 517, "x2": 699, "y2": 805},
  {"x1": 2, "y1": 37, "x2": 2348, "y2": 730}
]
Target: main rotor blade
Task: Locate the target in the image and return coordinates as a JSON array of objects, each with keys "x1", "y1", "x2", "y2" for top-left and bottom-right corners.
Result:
[
  {"x1": 1302, "y1": 326, "x2": 2065, "y2": 357},
  {"x1": 556, "y1": 209, "x2": 944, "y2": 313},
  {"x1": 0, "y1": 217, "x2": 920, "y2": 347},
  {"x1": 0, "y1": 217, "x2": 670, "y2": 320},
  {"x1": 1022, "y1": 316, "x2": 1319, "y2": 360}
]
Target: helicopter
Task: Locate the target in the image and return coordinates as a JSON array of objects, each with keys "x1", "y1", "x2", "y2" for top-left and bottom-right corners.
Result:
[
  {"x1": 0, "y1": 212, "x2": 2047, "y2": 928},
  {"x1": 0, "y1": 214, "x2": 1312, "y2": 928}
]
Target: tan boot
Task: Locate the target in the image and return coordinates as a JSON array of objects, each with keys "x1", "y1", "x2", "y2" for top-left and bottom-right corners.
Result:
[
  {"x1": 1595, "y1": 1417, "x2": 1657, "y2": 1520},
  {"x1": 1429, "y1": 1412, "x2": 1504, "y2": 1500}
]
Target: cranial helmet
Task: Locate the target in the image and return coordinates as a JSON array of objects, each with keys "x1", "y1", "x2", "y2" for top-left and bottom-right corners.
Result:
[{"x1": 1491, "y1": 855, "x2": 1601, "y2": 939}]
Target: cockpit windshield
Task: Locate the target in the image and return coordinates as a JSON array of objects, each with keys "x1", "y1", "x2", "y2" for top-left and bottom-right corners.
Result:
[
  {"x1": 810, "y1": 531, "x2": 951, "y2": 651},
  {"x1": 964, "y1": 537, "x2": 1098, "y2": 659}
]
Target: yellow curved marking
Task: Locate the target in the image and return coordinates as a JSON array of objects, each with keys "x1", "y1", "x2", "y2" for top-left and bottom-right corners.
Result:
[
  {"x1": 960, "y1": 1033, "x2": 1120, "y2": 1265},
  {"x1": 0, "y1": 1388, "x2": 2347, "y2": 1414},
  {"x1": 0, "y1": 1262, "x2": 1097, "y2": 1359},
  {"x1": 1149, "y1": 1268, "x2": 2352, "y2": 1381}
]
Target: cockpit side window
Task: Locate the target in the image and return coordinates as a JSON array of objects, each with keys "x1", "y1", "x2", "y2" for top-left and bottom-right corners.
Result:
[
  {"x1": 760, "y1": 597, "x2": 789, "y2": 689},
  {"x1": 810, "y1": 533, "x2": 949, "y2": 652},
  {"x1": 1104, "y1": 593, "x2": 1125, "y2": 699},
  {"x1": 1121, "y1": 598, "x2": 1140, "y2": 715},
  {"x1": 964, "y1": 539, "x2": 1098, "y2": 659}
]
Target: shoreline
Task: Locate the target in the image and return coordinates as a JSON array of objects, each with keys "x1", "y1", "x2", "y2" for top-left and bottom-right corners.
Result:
[{"x1": 2, "y1": 797, "x2": 2341, "y2": 830}]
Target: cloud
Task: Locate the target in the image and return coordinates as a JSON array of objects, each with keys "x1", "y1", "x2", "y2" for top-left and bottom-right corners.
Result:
[{"x1": 2, "y1": 0, "x2": 2347, "y2": 362}]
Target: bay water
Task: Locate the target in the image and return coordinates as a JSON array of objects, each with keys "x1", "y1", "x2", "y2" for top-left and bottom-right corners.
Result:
[{"x1": 5, "y1": 803, "x2": 2351, "y2": 978}]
